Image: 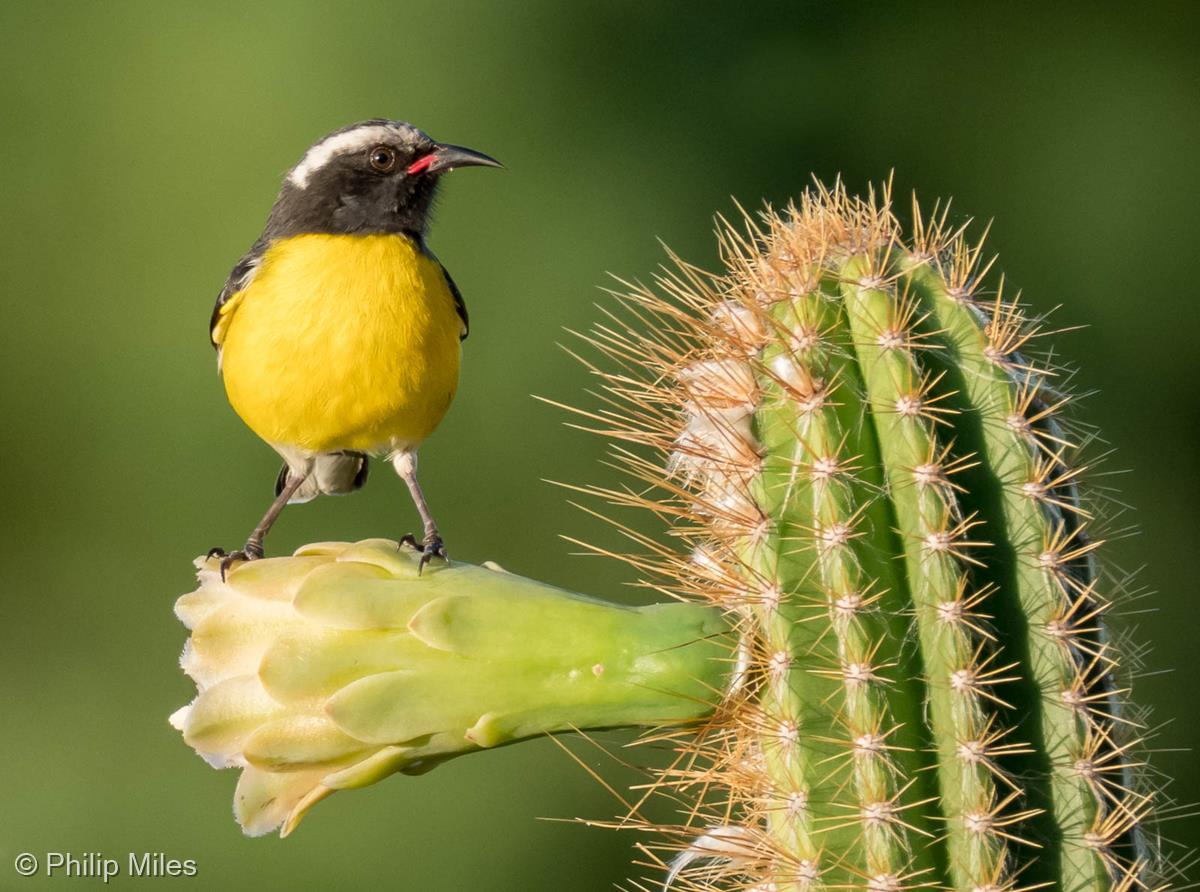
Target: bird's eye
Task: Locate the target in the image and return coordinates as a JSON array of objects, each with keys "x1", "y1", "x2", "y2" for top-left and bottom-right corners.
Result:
[{"x1": 368, "y1": 146, "x2": 397, "y2": 173}]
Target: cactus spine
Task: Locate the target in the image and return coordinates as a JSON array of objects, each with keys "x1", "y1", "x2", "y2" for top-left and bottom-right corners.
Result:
[{"x1": 572, "y1": 182, "x2": 1162, "y2": 892}]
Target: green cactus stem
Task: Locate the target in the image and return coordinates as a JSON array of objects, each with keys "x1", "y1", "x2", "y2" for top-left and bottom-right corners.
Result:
[{"x1": 565, "y1": 183, "x2": 1163, "y2": 892}]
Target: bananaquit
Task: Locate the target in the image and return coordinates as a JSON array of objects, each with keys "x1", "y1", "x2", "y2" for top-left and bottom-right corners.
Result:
[{"x1": 207, "y1": 120, "x2": 501, "y2": 574}]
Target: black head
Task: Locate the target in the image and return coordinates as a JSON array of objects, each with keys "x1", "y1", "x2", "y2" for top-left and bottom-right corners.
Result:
[{"x1": 262, "y1": 119, "x2": 500, "y2": 242}]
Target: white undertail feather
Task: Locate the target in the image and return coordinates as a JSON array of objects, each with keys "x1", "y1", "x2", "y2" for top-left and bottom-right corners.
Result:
[{"x1": 270, "y1": 444, "x2": 366, "y2": 504}]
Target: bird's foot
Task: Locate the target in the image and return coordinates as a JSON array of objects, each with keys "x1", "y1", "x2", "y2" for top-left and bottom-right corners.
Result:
[
  {"x1": 209, "y1": 541, "x2": 265, "y2": 581},
  {"x1": 398, "y1": 533, "x2": 448, "y2": 574}
]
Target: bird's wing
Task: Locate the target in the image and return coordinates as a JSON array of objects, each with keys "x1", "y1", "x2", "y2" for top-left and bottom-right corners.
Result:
[
  {"x1": 430, "y1": 255, "x2": 468, "y2": 341},
  {"x1": 209, "y1": 239, "x2": 268, "y2": 352}
]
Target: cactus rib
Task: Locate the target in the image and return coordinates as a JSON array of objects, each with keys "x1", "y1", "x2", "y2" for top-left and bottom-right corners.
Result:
[
  {"x1": 840, "y1": 250, "x2": 1019, "y2": 891},
  {"x1": 900, "y1": 216, "x2": 1144, "y2": 890}
]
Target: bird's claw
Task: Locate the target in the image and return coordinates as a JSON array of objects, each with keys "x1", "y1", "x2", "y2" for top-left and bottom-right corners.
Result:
[
  {"x1": 418, "y1": 536, "x2": 447, "y2": 574},
  {"x1": 212, "y1": 541, "x2": 265, "y2": 581},
  {"x1": 399, "y1": 534, "x2": 447, "y2": 574}
]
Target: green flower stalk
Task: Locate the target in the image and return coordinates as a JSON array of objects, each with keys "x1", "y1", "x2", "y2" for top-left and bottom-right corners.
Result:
[{"x1": 171, "y1": 539, "x2": 729, "y2": 836}]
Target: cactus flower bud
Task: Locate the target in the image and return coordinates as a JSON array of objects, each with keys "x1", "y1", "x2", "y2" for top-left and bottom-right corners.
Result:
[{"x1": 171, "y1": 539, "x2": 729, "y2": 837}]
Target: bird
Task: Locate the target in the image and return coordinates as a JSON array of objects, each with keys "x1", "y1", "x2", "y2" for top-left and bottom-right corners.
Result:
[{"x1": 207, "y1": 119, "x2": 501, "y2": 575}]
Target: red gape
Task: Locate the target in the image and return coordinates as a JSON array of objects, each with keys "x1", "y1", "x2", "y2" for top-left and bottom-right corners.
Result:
[{"x1": 407, "y1": 153, "x2": 437, "y2": 175}]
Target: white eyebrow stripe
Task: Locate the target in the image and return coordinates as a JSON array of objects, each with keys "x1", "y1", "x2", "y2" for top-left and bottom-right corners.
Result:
[{"x1": 288, "y1": 124, "x2": 415, "y2": 188}]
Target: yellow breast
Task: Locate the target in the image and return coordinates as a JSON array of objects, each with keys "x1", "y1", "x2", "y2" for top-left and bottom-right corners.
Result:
[{"x1": 219, "y1": 233, "x2": 462, "y2": 454}]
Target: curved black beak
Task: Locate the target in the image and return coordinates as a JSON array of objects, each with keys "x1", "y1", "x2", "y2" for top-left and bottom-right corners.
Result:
[{"x1": 408, "y1": 144, "x2": 503, "y2": 176}]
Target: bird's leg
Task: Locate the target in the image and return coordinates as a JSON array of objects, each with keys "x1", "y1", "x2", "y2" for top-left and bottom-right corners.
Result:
[
  {"x1": 212, "y1": 470, "x2": 308, "y2": 579},
  {"x1": 392, "y1": 451, "x2": 446, "y2": 572}
]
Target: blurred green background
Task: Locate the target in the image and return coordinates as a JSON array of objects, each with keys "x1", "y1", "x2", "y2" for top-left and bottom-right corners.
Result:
[{"x1": 1, "y1": 2, "x2": 1196, "y2": 889}]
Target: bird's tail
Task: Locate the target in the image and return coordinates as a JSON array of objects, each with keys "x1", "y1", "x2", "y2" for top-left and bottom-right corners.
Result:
[{"x1": 277, "y1": 451, "x2": 369, "y2": 504}]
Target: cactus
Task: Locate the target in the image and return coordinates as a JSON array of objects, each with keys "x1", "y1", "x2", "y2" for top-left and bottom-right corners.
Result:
[
  {"x1": 173, "y1": 182, "x2": 1176, "y2": 892},
  {"x1": 563, "y1": 182, "x2": 1169, "y2": 892}
]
